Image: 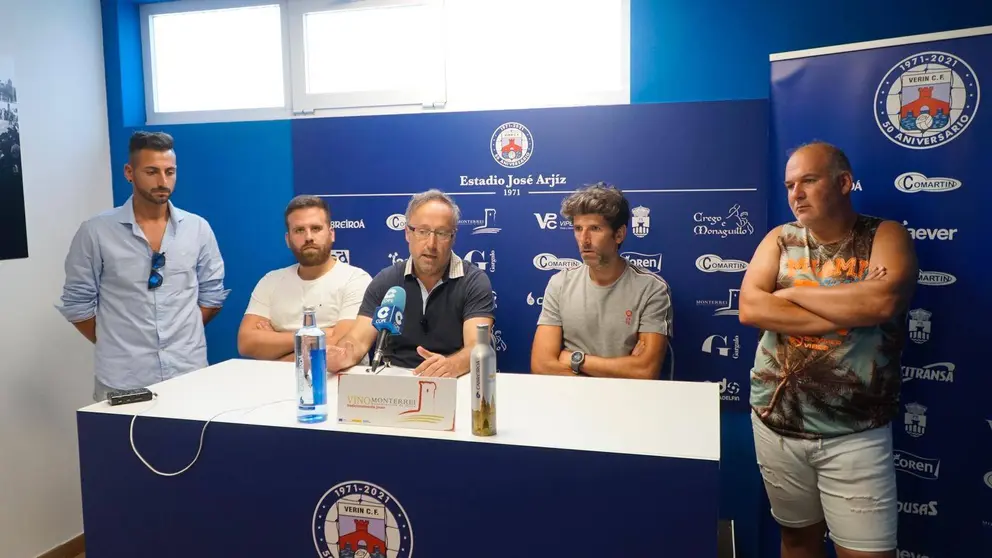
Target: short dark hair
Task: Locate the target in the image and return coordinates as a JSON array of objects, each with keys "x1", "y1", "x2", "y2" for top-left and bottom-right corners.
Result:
[
  {"x1": 284, "y1": 195, "x2": 331, "y2": 230},
  {"x1": 792, "y1": 140, "x2": 853, "y2": 180},
  {"x1": 129, "y1": 131, "x2": 174, "y2": 160},
  {"x1": 560, "y1": 182, "x2": 631, "y2": 231}
]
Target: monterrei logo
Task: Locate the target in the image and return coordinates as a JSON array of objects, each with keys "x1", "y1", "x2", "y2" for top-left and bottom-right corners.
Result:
[
  {"x1": 313, "y1": 480, "x2": 413, "y2": 558},
  {"x1": 696, "y1": 254, "x2": 748, "y2": 273},
  {"x1": 621, "y1": 252, "x2": 662, "y2": 274},
  {"x1": 893, "y1": 450, "x2": 940, "y2": 480},
  {"x1": 894, "y1": 172, "x2": 962, "y2": 193},
  {"x1": 693, "y1": 204, "x2": 754, "y2": 237},
  {"x1": 385, "y1": 214, "x2": 407, "y2": 231},
  {"x1": 874, "y1": 50, "x2": 980, "y2": 149},
  {"x1": 491, "y1": 122, "x2": 533, "y2": 168},
  {"x1": 332, "y1": 219, "x2": 366, "y2": 229},
  {"x1": 902, "y1": 362, "x2": 954, "y2": 383},
  {"x1": 917, "y1": 270, "x2": 956, "y2": 286},
  {"x1": 533, "y1": 253, "x2": 581, "y2": 271},
  {"x1": 898, "y1": 500, "x2": 939, "y2": 516}
]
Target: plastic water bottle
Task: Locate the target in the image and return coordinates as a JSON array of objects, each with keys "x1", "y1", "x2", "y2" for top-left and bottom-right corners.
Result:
[
  {"x1": 470, "y1": 323, "x2": 497, "y2": 436},
  {"x1": 295, "y1": 306, "x2": 327, "y2": 423}
]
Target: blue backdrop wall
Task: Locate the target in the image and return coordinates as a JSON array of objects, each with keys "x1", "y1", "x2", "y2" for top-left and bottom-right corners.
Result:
[{"x1": 98, "y1": 2, "x2": 992, "y2": 557}]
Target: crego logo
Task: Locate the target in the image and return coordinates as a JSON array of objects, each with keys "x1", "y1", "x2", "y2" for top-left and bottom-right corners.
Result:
[
  {"x1": 894, "y1": 172, "x2": 962, "y2": 193},
  {"x1": 621, "y1": 252, "x2": 662, "y2": 274},
  {"x1": 386, "y1": 214, "x2": 407, "y2": 231},
  {"x1": 893, "y1": 450, "x2": 940, "y2": 480},
  {"x1": 696, "y1": 254, "x2": 748, "y2": 273},
  {"x1": 917, "y1": 270, "x2": 956, "y2": 286},
  {"x1": 331, "y1": 249, "x2": 350, "y2": 264},
  {"x1": 533, "y1": 253, "x2": 580, "y2": 271}
]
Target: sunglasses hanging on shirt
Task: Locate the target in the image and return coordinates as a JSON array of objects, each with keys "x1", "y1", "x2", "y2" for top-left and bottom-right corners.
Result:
[{"x1": 148, "y1": 251, "x2": 165, "y2": 290}]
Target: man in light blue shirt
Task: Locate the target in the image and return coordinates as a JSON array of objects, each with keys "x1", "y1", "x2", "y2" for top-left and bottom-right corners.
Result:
[{"x1": 57, "y1": 131, "x2": 230, "y2": 401}]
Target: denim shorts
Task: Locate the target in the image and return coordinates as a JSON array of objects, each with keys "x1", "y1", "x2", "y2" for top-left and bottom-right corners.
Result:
[{"x1": 751, "y1": 411, "x2": 898, "y2": 552}]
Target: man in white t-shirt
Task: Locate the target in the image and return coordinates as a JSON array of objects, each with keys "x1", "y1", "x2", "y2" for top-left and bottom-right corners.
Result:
[{"x1": 237, "y1": 196, "x2": 373, "y2": 362}]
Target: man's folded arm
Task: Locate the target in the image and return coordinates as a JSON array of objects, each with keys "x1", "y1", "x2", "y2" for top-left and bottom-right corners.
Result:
[
  {"x1": 775, "y1": 221, "x2": 918, "y2": 328},
  {"x1": 738, "y1": 226, "x2": 845, "y2": 336}
]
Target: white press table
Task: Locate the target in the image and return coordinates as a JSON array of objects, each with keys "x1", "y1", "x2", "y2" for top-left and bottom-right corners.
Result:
[{"x1": 77, "y1": 359, "x2": 721, "y2": 558}]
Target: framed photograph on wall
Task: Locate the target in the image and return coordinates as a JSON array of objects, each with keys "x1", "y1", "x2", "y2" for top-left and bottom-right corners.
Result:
[{"x1": 0, "y1": 56, "x2": 27, "y2": 261}]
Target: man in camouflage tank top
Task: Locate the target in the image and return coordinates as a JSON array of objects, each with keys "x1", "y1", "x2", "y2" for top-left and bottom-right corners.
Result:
[{"x1": 740, "y1": 142, "x2": 917, "y2": 558}]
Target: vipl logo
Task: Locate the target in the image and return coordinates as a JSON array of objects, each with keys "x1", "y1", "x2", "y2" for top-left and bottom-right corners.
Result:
[{"x1": 534, "y1": 212, "x2": 572, "y2": 230}]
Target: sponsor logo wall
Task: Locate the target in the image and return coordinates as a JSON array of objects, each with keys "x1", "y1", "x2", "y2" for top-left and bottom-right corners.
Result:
[
  {"x1": 770, "y1": 29, "x2": 992, "y2": 557},
  {"x1": 293, "y1": 101, "x2": 768, "y2": 411}
]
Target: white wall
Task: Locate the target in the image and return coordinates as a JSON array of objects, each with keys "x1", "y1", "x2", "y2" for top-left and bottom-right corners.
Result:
[{"x1": 0, "y1": 0, "x2": 112, "y2": 556}]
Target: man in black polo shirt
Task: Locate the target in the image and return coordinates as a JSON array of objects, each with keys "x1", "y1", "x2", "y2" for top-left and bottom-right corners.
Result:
[{"x1": 325, "y1": 189, "x2": 495, "y2": 377}]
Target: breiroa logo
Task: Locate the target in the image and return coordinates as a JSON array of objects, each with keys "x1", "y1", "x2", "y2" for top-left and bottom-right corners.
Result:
[
  {"x1": 331, "y1": 219, "x2": 366, "y2": 229},
  {"x1": 902, "y1": 220, "x2": 958, "y2": 241},
  {"x1": 385, "y1": 214, "x2": 407, "y2": 231},
  {"x1": 896, "y1": 550, "x2": 932, "y2": 558},
  {"x1": 898, "y1": 500, "x2": 938, "y2": 516},
  {"x1": 526, "y1": 292, "x2": 544, "y2": 306},
  {"x1": 893, "y1": 450, "x2": 940, "y2": 480},
  {"x1": 621, "y1": 252, "x2": 662, "y2": 274},
  {"x1": 894, "y1": 172, "x2": 962, "y2": 193},
  {"x1": 917, "y1": 270, "x2": 956, "y2": 286},
  {"x1": 696, "y1": 254, "x2": 748, "y2": 273},
  {"x1": 533, "y1": 253, "x2": 581, "y2": 271},
  {"x1": 901, "y1": 362, "x2": 954, "y2": 383}
]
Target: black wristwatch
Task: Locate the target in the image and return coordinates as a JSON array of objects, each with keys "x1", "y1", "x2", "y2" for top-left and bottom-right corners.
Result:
[{"x1": 569, "y1": 351, "x2": 585, "y2": 374}]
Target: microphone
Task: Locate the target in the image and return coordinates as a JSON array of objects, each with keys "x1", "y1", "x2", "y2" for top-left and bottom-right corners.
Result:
[{"x1": 369, "y1": 286, "x2": 407, "y2": 372}]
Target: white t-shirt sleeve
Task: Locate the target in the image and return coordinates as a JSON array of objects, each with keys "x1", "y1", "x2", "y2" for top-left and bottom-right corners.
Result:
[
  {"x1": 339, "y1": 268, "x2": 373, "y2": 321},
  {"x1": 244, "y1": 272, "x2": 276, "y2": 319}
]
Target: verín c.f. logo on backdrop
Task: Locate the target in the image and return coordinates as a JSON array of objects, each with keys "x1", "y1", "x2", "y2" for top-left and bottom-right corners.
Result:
[
  {"x1": 313, "y1": 481, "x2": 413, "y2": 558},
  {"x1": 875, "y1": 51, "x2": 980, "y2": 149}
]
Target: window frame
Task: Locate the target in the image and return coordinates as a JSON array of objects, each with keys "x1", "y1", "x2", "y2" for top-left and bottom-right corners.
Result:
[
  {"x1": 139, "y1": 0, "x2": 294, "y2": 125},
  {"x1": 286, "y1": 0, "x2": 446, "y2": 115},
  {"x1": 136, "y1": 0, "x2": 631, "y2": 124}
]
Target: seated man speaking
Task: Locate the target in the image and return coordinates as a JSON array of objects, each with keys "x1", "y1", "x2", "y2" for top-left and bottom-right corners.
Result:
[
  {"x1": 531, "y1": 183, "x2": 673, "y2": 379},
  {"x1": 326, "y1": 189, "x2": 494, "y2": 377}
]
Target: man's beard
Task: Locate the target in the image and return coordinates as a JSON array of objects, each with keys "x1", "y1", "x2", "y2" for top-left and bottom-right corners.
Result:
[
  {"x1": 294, "y1": 243, "x2": 332, "y2": 267},
  {"x1": 138, "y1": 187, "x2": 172, "y2": 205}
]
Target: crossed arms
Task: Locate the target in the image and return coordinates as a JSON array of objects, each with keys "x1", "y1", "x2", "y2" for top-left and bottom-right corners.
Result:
[{"x1": 738, "y1": 222, "x2": 918, "y2": 336}]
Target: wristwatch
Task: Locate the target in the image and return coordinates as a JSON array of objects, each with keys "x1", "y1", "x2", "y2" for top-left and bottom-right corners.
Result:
[{"x1": 569, "y1": 351, "x2": 585, "y2": 374}]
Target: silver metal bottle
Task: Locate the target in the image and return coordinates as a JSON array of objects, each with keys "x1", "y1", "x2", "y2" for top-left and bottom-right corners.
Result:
[{"x1": 470, "y1": 323, "x2": 497, "y2": 436}]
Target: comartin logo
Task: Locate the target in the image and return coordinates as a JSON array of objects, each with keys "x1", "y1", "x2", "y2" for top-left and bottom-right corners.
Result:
[
  {"x1": 532, "y1": 253, "x2": 580, "y2": 271},
  {"x1": 917, "y1": 270, "x2": 956, "y2": 286},
  {"x1": 894, "y1": 172, "x2": 962, "y2": 193},
  {"x1": 696, "y1": 254, "x2": 747, "y2": 273}
]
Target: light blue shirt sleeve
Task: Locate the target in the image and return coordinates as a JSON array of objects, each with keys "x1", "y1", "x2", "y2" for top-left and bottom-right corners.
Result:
[
  {"x1": 196, "y1": 221, "x2": 230, "y2": 308},
  {"x1": 57, "y1": 220, "x2": 102, "y2": 323}
]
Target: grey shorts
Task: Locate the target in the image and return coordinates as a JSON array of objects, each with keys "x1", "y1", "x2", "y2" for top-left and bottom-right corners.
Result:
[{"x1": 751, "y1": 411, "x2": 898, "y2": 552}]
